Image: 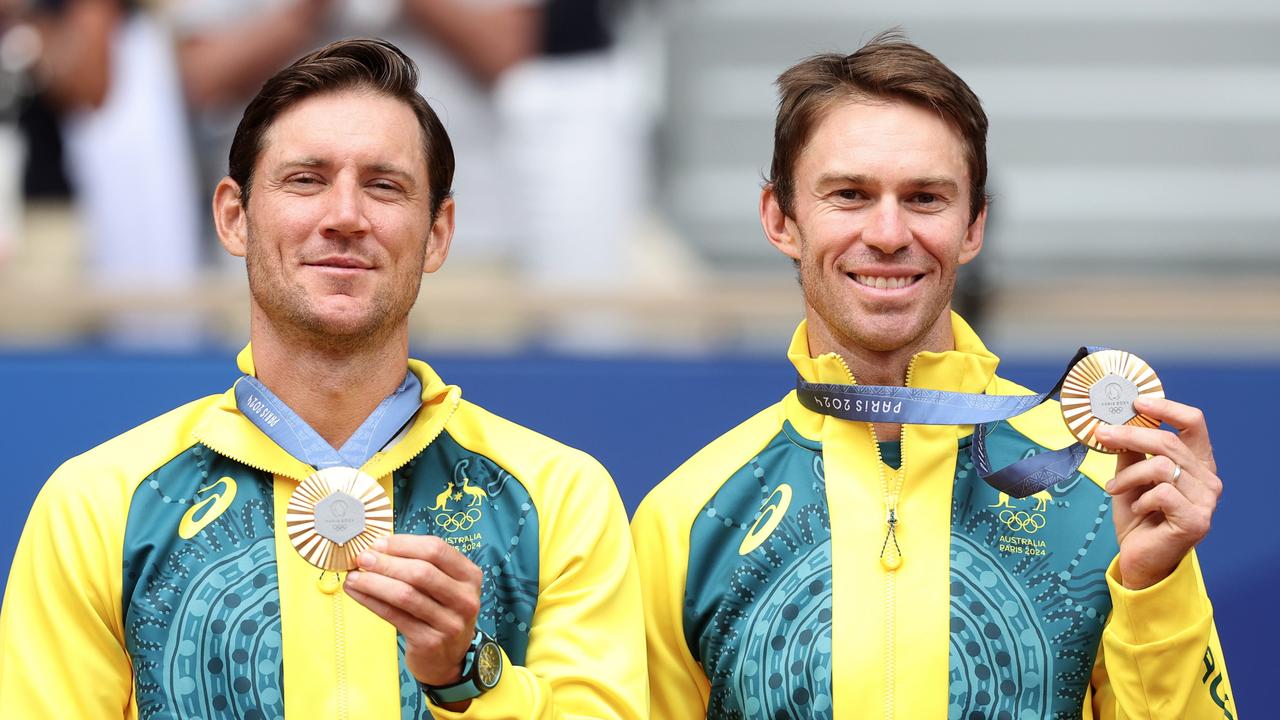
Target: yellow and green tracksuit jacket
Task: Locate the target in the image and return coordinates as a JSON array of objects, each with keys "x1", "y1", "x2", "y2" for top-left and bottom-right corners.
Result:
[
  {"x1": 0, "y1": 349, "x2": 647, "y2": 719},
  {"x1": 632, "y1": 315, "x2": 1235, "y2": 719}
]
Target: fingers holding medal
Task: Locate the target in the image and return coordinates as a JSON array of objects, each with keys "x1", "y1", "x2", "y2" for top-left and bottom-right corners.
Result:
[
  {"x1": 287, "y1": 468, "x2": 483, "y2": 687},
  {"x1": 1099, "y1": 398, "x2": 1223, "y2": 506},
  {"x1": 1063, "y1": 351, "x2": 1223, "y2": 589},
  {"x1": 343, "y1": 533, "x2": 483, "y2": 688}
]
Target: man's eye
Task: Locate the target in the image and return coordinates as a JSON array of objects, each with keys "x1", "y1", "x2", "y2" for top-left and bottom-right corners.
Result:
[
  {"x1": 913, "y1": 193, "x2": 938, "y2": 204},
  {"x1": 837, "y1": 189, "x2": 862, "y2": 201},
  {"x1": 369, "y1": 181, "x2": 402, "y2": 193}
]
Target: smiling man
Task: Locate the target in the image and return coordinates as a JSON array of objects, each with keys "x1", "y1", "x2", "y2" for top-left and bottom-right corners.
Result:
[
  {"x1": 0, "y1": 39, "x2": 646, "y2": 719},
  {"x1": 632, "y1": 33, "x2": 1236, "y2": 719}
]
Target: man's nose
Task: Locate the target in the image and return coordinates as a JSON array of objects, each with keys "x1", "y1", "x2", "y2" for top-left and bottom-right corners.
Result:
[
  {"x1": 322, "y1": 178, "x2": 372, "y2": 238},
  {"x1": 861, "y1": 199, "x2": 912, "y2": 255}
]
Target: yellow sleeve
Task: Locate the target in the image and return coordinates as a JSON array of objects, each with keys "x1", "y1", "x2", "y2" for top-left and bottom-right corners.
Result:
[
  {"x1": 631, "y1": 491, "x2": 710, "y2": 718},
  {"x1": 0, "y1": 459, "x2": 134, "y2": 718},
  {"x1": 429, "y1": 453, "x2": 648, "y2": 719},
  {"x1": 629, "y1": 403, "x2": 782, "y2": 718},
  {"x1": 1089, "y1": 551, "x2": 1237, "y2": 719}
]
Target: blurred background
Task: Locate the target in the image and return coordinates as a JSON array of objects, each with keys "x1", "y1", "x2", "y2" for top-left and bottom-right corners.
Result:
[{"x1": 0, "y1": 0, "x2": 1275, "y2": 715}]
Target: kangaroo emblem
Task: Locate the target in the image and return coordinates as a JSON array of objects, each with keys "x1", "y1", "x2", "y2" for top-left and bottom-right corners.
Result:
[
  {"x1": 453, "y1": 459, "x2": 488, "y2": 507},
  {"x1": 431, "y1": 481, "x2": 455, "y2": 511},
  {"x1": 989, "y1": 489, "x2": 1053, "y2": 512}
]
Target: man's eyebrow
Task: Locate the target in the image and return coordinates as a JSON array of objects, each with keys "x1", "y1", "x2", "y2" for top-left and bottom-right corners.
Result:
[
  {"x1": 909, "y1": 176, "x2": 960, "y2": 190},
  {"x1": 277, "y1": 157, "x2": 327, "y2": 170},
  {"x1": 815, "y1": 173, "x2": 874, "y2": 186},
  {"x1": 368, "y1": 162, "x2": 414, "y2": 180},
  {"x1": 813, "y1": 173, "x2": 960, "y2": 190}
]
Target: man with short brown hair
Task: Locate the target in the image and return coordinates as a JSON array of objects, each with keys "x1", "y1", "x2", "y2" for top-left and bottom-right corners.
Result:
[
  {"x1": 0, "y1": 38, "x2": 647, "y2": 719},
  {"x1": 633, "y1": 32, "x2": 1235, "y2": 719}
]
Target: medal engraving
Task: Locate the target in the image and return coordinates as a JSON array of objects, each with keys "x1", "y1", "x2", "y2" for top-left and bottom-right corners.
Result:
[
  {"x1": 1088, "y1": 373, "x2": 1139, "y2": 425},
  {"x1": 313, "y1": 491, "x2": 367, "y2": 546},
  {"x1": 286, "y1": 467, "x2": 393, "y2": 571}
]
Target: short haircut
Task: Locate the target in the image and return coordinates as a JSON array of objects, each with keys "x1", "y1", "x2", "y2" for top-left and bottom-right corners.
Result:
[
  {"x1": 768, "y1": 30, "x2": 989, "y2": 223},
  {"x1": 228, "y1": 37, "x2": 455, "y2": 219}
]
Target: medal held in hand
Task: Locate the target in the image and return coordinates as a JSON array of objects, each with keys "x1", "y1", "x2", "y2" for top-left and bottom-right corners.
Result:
[
  {"x1": 1060, "y1": 350, "x2": 1164, "y2": 452},
  {"x1": 287, "y1": 467, "x2": 393, "y2": 571}
]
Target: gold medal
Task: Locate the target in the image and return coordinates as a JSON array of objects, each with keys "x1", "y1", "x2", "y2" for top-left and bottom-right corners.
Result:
[
  {"x1": 286, "y1": 467, "x2": 393, "y2": 571},
  {"x1": 1060, "y1": 350, "x2": 1164, "y2": 452}
]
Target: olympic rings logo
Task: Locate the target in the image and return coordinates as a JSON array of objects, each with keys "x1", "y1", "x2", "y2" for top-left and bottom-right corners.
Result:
[
  {"x1": 435, "y1": 509, "x2": 482, "y2": 532},
  {"x1": 998, "y1": 510, "x2": 1046, "y2": 534}
]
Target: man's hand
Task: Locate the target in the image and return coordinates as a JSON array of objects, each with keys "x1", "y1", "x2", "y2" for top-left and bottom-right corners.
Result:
[
  {"x1": 343, "y1": 534, "x2": 483, "y2": 692},
  {"x1": 1096, "y1": 397, "x2": 1224, "y2": 590}
]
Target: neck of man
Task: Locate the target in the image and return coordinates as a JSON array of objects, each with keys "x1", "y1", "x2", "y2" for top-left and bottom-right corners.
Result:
[
  {"x1": 248, "y1": 311, "x2": 412, "y2": 450},
  {"x1": 806, "y1": 307, "x2": 956, "y2": 443}
]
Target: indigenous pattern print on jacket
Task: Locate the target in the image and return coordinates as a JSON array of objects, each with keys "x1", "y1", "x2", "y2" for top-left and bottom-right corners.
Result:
[
  {"x1": 685, "y1": 425, "x2": 1116, "y2": 719},
  {"x1": 123, "y1": 441, "x2": 540, "y2": 719}
]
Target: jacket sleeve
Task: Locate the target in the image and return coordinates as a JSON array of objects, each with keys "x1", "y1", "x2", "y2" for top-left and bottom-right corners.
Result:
[
  {"x1": 0, "y1": 460, "x2": 133, "y2": 718},
  {"x1": 630, "y1": 492, "x2": 711, "y2": 718},
  {"x1": 427, "y1": 454, "x2": 648, "y2": 719},
  {"x1": 1088, "y1": 551, "x2": 1237, "y2": 719}
]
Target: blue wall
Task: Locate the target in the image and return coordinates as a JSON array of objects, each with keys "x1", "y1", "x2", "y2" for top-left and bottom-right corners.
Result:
[{"x1": 0, "y1": 350, "x2": 1272, "y2": 716}]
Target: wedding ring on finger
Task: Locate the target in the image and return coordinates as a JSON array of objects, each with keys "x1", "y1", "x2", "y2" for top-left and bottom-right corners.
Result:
[{"x1": 1170, "y1": 462, "x2": 1183, "y2": 484}]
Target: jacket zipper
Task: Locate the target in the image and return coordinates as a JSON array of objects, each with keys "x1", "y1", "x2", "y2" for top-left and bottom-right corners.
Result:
[
  {"x1": 334, "y1": 590, "x2": 349, "y2": 720},
  {"x1": 861, "y1": 355, "x2": 917, "y2": 720},
  {"x1": 828, "y1": 351, "x2": 917, "y2": 720},
  {"x1": 889, "y1": 356, "x2": 917, "y2": 720}
]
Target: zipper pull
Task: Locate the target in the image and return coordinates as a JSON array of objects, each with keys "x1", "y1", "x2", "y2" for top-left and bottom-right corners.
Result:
[
  {"x1": 318, "y1": 570, "x2": 343, "y2": 594},
  {"x1": 880, "y1": 506, "x2": 902, "y2": 571}
]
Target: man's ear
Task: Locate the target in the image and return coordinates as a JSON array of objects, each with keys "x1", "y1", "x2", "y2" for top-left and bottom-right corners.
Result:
[
  {"x1": 213, "y1": 177, "x2": 248, "y2": 258},
  {"x1": 422, "y1": 197, "x2": 455, "y2": 274},
  {"x1": 761, "y1": 185, "x2": 801, "y2": 261},
  {"x1": 959, "y1": 205, "x2": 987, "y2": 265}
]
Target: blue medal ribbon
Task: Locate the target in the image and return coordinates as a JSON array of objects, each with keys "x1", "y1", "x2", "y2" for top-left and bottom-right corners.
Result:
[
  {"x1": 796, "y1": 347, "x2": 1104, "y2": 498},
  {"x1": 234, "y1": 371, "x2": 423, "y2": 470}
]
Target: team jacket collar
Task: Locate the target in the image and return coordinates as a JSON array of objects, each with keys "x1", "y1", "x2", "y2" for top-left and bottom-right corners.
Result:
[
  {"x1": 191, "y1": 344, "x2": 461, "y2": 481},
  {"x1": 783, "y1": 312, "x2": 1002, "y2": 441}
]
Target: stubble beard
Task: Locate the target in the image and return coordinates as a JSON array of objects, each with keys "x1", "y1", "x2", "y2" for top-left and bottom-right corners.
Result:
[{"x1": 244, "y1": 229, "x2": 426, "y2": 353}]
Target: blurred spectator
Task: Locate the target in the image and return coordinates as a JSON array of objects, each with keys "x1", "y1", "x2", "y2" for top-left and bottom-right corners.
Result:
[
  {"x1": 505, "y1": 0, "x2": 637, "y2": 289},
  {"x1": 499, "y1": 0, "x2": 651, "y2": 348},
  {"x1": 1, "y1": 7, "x2": 38, "y2": 264},
  {"x1": 22, "y1": 0, "x2": 202, "y2": 345}
]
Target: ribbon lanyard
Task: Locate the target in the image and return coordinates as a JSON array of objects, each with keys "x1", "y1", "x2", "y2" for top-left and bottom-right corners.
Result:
[
  {"x1": 234, "y1": 371, "x2": 423, "y2": 470},
  {"x1": 796, "y1": 347, "x2": 1101, "y2": 498}
]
